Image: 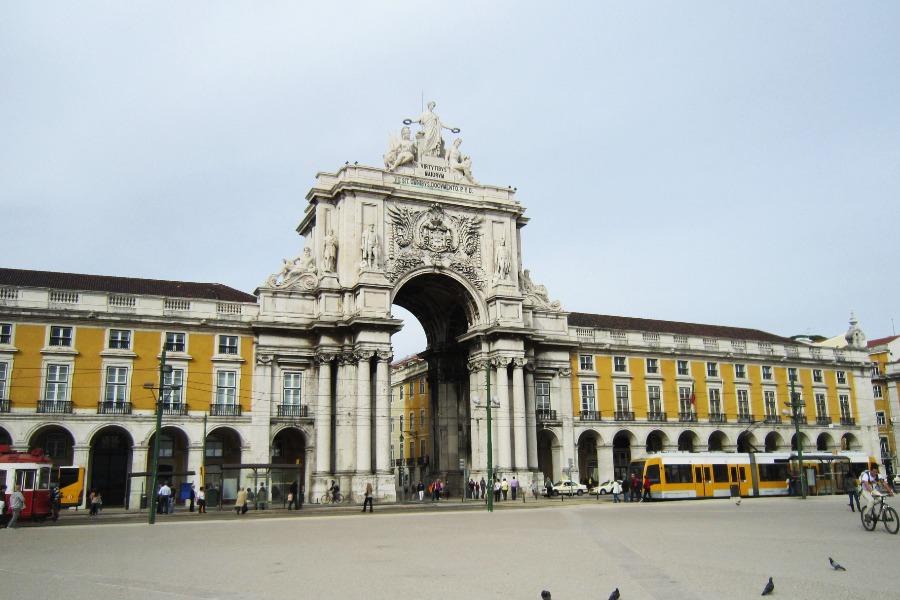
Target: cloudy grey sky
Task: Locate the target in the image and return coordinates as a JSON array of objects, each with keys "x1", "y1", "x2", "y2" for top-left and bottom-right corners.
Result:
[{"x1": 3, "y1": 2, "x2": 898, "y2": 359}]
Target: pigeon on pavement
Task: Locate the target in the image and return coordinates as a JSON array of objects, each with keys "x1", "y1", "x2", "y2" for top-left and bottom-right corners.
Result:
[
  {"x1": 761, "y1": 577, "x2": 774, "y2": 596},
  {"x1": 541, "y1": 591, "x2": 551, "y2": 600},
  {"x1": 829, "y1": 557, "x2": 846, "y2": 571},
  {"x1": 735, "y1": 498, "x2": 741, "y2": 506},
  {"x1": 608, "y1": 588, "x2": 620, "y2": 600}
]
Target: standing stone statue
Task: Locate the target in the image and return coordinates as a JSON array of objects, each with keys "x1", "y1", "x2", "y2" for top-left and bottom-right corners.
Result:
[
  {"x1": 494, "y1": 238, "x2": 511, "y2": 280},
  {"x1": 322, "y1": 229, "x2": 338, "y2": 273},
  {"x1": 403, "y1": 100, "x2": 460, "y2": 158},
  {"x1": 361, "y1": 224, "x2": 380, "y2": 269}
]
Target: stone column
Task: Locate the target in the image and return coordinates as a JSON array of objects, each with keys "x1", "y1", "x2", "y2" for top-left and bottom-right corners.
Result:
[
  {"x1": 314, "y1": 353, "x2": 334, "y2": 475},
  {"x1": 356, "y1": 351, "x2": 374, "y2": 473},
  {"x1": 72, "y1": 444, "x2": 91, "y2": 509},
  {"x1": 468, "y1": 358, "x2": 486, "y2": 473},
  {"x1": 335, "y1": 352, "x2": 357, "y2": 475},
  {"x1": 512, "y1": 357, "x2": 528, "y2": 471},
  {"x1": 130, "y1": 444, "x2": 149, "y2": 510},
  {"x1": 557, "y1": 367, "x2": 577, "y2": 482},
  {"x1": 494, "y1": 357, "x2": 512, "y2": 473},
  {"x1": 524, "y1": 364, "x2": 538, "y2": 470},
  {"x1": 249, "y1": 353, "x2": 274, "y2": 464},
  {"x1": 374, "y1": 351, "x2": 392, "y2": 473}
]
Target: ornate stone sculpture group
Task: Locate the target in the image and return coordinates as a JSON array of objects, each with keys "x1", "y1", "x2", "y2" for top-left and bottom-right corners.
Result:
[{"x1": 267, "y1": 247, "x2": 318, "y2": 290}]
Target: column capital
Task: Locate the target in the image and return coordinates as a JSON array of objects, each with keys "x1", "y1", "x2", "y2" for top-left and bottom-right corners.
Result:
[
  {"x1": 467, "y1": 359, "x2": 486, "y2": 373},
  {"x1": 491, "y1": 356, "x2": 511, "y2": 369},
  {"x1": 316, "y1": 352, "x2": 338, "y2": 364},
  {"x1": 355, "y1": 349, "x2": 377, "y2": 362},
  {"x1": 256, "y1": 353, "x2": 274, "y2": 366},
  {"x1": 557, "y1": 367, "x2": 571, "y2": 378},
  {"x1": 512, "y1": 357, "x2": 528, "y2": 369},
  {"x1": 376, "y1": 349, "x2": 393, "y2": 363}
]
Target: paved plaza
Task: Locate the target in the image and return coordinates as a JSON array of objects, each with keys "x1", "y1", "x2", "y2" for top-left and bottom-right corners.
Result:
[{"x1": 2, "y1": 494, "x2": 897, "y2": 599}]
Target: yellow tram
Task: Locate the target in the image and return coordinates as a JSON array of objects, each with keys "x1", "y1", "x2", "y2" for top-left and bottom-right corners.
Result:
[{"x1": 629, "y1": 451, "x2": 875, "y2": 500}]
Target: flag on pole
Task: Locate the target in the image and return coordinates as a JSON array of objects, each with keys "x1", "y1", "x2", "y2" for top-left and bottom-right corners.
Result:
[{"x1": 690, "y1": 382, "x2": 696, "y2": 407}]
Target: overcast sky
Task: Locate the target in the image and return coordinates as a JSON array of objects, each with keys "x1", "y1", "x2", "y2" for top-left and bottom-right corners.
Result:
[{"x1": 3, "y1": 2, "x2": 898, "y2": 360}]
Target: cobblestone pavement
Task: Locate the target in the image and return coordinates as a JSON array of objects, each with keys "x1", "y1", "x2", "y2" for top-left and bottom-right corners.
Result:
[{"x1": 1, "y1": 494, "x2": 895, "y2": 599}]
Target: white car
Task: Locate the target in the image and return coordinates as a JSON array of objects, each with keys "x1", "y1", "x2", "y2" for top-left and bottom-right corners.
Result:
[
  {"x1": 550, "y1": 480, "x2": 588, "y2": 496},
  {"x1": 589, "y1": 480, "x2": 621, "y2": 495}
]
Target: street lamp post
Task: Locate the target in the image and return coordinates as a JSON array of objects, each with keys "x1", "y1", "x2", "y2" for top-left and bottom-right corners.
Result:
[
  {"x1": 147, "y1": 349, "x2": 178, "y2": 525},
  {"x1": 786, "y1": 376, "x2": 807, "y2": 500}
]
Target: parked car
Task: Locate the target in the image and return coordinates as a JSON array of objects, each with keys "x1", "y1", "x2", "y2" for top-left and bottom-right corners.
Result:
[
  {"x1": 588, "y1": 480, "x2": 621, "y2": 495},
  {"x1": 550, "y1": 480, "x2": 588, "y2": 496}
]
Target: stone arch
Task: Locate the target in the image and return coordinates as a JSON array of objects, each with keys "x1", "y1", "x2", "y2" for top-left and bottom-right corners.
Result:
[
  {"x1": 708, "y1": 430, "x2": 729, "y2": 452},
  {"x1": 537, "y1": 427, "x2": 561, "y2": 481},
  {"x1": 645, "y1": 429, "x2": 669, "y2": 454},
  {"x1": 28, "y1": 424, "x2": 75, "y2": 467},
  {"x1": 677, "y1": 430, "x2": 700, "y2": 452},
  {"x1": 271, "y1": 426, "x2": 309, "y2": 504},
  {"x1": 0, "y1": 426, "x2": 11, "y2": 446},
  {"x1": 147, "y1": 426, "x2": 191, "y2": 488},
  {"x1": 87, "y1": 425, "x2": 134, "y2": 506},
  {"x1": 841, "y1": 433, "x2": 860, "y2": 451},
  {"x1": 790, "y1": 432, "x2": 810, "y2": 452},
  {"x1": 612, "y1": 430, "x2": 637, "y2": 480},
  {"x1": 816, "y1": 432, "x2": 835, "y2": 452},
  {"x1": 765, "y1": 431, "x2": 784, "y2": 452},
  {"x1": 577, "y1": 429, "x2": 602, "y2": 485},
  {"x1": 736, "y1": 431, "x2": 759, "y2": 453}
]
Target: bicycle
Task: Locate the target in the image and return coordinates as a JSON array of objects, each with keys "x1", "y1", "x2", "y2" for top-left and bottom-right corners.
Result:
[
  {"x1": 861, "y1": 493, "x2": 899, "y2": 534},
  {"x1": 320, "y1": 492, "x2": 344, "y2": 505}
]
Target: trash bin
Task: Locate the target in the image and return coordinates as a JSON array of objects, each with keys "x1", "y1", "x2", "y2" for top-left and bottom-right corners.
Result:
[
  {"x1": 140, "y1": 494, "x2": 148, "y2": 510},
  {"x1": 206, "y1": 488, "x2": 218, "y2": 508}
]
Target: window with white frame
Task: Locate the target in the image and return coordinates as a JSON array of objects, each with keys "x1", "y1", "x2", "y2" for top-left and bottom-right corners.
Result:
[
  {"x1": 839, "y1": 395, "x2": 851, "y2": 419},
  {"x1": 216, "y1": 370, "x2": 236, "y2": 405},
  {"x1": 762, "y1": 366, "x2": 773, "y2": 380},
  {"x1": 409, "y1": 411, "x2": 415, "y2": 431},
  {"x1": 408, "y1": 381, "x2": 414, "y2": 396},
  {"x1": 0, "y1": 361, "x2": 7, "y2": 400},
  {"x1": 390, "y1": 444, "x2": 395, "y2": 462},
  {"x1": 409, "y1": 440, "x2": 414, "y2": 459},
  {"x1": 677, "y1": 360, "x2": 689, "y2": 376},
  {"x1": 815, "y1": 393, "x2": 827, "y2": 418},
  {"x1": 581, "y1": 384, "x2": 596, "y2": 412},
  {"x1": 165, "y1": 332, "x2": 186, "y2": 353},
  {"x1": 646, "y1": 358, "x2": 659, "y2": 374},
  {"x1": 44, "y1": 364, "x2": 69, "y2": 402},
  {"x1": 283, "y1": 372, "x2": 302, "y2": 405},
  {"x1": 579, "y1": 355, "x2": 593, "y2": 371},
  {"x1": 163, "y1": 368, "x2": 184, "y2": 407},
  {"x1": 812, "y1": 369, "x2": 823, "y2": 383},
  {"x1": 880, "y1": 437, "x2": 890, "y2": 457},
  {"x1": 764, "y1": 390, "x2": 776, "y2": 417},
  {"x1": 837, "y1": 371, "x2": 847, "y2": 385},
  {"x1": 218, "y1": 335, "x2": 238, "y2": 355},
  {"x1": 104, "y1": 366, "x2": 128, "y2": 404},
  {"x1": 615, "y1": 385, "x2": 630, "y2": 413},
  {"x1": 871, "y1": 364, "x2": 881, "y2": 377},
  {"x1": 876, "y1": 411, "x2": 886, "y2": 426},
  {"x1": 399, "y1": 386, "x2": 403, "y2": 400},
  {"x1": 874, "y1": 385, "x2": 883, "y2": 399},
  {"x1": 0, "y1": 323, "x2": 10, "y2": 345},
  {"x1": 648, "y1": 385, "x2": 662, "y2": 414},
  {"x1": 678, "y1": 387, "x2": 693, "y2": 414},
  {"x1": 734, "y1": 364, "x2": 746, "y2": 379},
  {"x1": 708, "y1": 388, "x2": 722, "y2": 415},
  {"x1": 613, "y1": 356, "x2": 627, "y2": 372},
  {"x1": 420, "y1": 409, "x2": 425, "y2": 429},
  {"x1": 49, "y1": 326, "x2": 72, "y2": 347},
  {"x1": 108, "y1": 329, "x2": 131, "y2": 350},
  {"x1": 390, "y1": 417, "x2": 394, "y2": 433},
  {"x1": 420, "y1": 438, "x2": 426, "y2": 458},
  {"x1": 535, "y1": 381, "x2": 551, "y2": 411},
  {"x1": 787, "y1": 367, "x2": 798, "y2": 382},
  {"x1": 737, "y1": 389, "x2": 749, "y2": 418},
  {"x1": 706, "y1": 362, "x2": 719, "y2": 377},
  {"x1": 420, "y1": 378, "x2": 426, "y2": 394}
]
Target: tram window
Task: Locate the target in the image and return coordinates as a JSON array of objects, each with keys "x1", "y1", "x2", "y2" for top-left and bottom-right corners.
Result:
[
  {"x1": 664, "y1": 464, "x2": 693, "y2": 484},
  {"x1": 0, "y1": 471, "x2": 6, "y2": 487},
  {"x1": 758, "y1": 464, "x2": 790, "y2": 482},
  {"x1": 16, "y1": 469, "x2": 37, "y2": 490},
  {"x1": 39, "y1": 467, "x2": 51, "y2": 489},
  {"x1": 712, "y1": 464, "x2": 728, "y2": 482},
  {"x1": 646, "y1": 464, "x2": 661, "y2": 485}
]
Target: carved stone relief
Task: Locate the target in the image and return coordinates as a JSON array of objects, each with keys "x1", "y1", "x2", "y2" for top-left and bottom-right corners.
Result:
[
  {"x1": 519, "y1": 269, "x2": 562, "y2": 311},
  {"x1": 385, "y1": 203, "x2": 485, "y2": 289},
  {"x1": 265, "y1": 248, "x2": 319, "y2": 291}
]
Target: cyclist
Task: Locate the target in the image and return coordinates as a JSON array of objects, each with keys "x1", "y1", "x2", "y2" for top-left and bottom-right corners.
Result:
[
  {"x1": 329, "y1": 479, "x2": 340, "y2": 503},
  {"x1": 860, "y1": 464, "x2": 893, "y2": 524}
]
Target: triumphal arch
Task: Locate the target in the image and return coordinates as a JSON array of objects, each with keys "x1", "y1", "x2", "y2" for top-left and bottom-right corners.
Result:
[{"x1": 255, "y1": 102, "x2": 571, "y2": 501}]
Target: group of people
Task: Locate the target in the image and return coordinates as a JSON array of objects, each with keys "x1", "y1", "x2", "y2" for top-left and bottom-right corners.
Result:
[{"x1": 611, "y1": 474, "x2": 652, "y2": 503}]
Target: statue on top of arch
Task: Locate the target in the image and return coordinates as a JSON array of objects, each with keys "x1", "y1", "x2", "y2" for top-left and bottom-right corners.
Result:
[{"x1": 383, "y1": 100, "x2": 478, "y2": 184}]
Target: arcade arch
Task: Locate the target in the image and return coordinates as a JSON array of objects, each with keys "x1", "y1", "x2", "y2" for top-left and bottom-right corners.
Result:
[
  {"x1": 577, "y1": 430, "x2": 602, "y2": 484},
  {"x1": 88, "y1": 426, "x2": 133, "y2": 506},
  {"x1": 612, "y1": 430, "x2": 637, "y2": 480},
  {"x1": 677, "y1": 430, "x2": 699, "y2": 452},
  {"x1": 28, "y1": 424, "x2": 74, "y2": 467},
  {"x1": 765, "y1": 431, "x2": 784, "y2": 452},
  {"x1": 708, "y1": 430, "x2": 729, "y2": 452},
  {"x1": 645, "y1": 430, "x2": 668, "y2": 454}
]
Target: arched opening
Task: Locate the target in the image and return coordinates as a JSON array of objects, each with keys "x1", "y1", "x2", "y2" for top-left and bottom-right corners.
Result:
[
  {"x1": 147, "y1": 427, "x2": 190, "y2": 505},
  {"x1": 612, "y1": 431, "x2": 635, "y2": 481},
  {"x1": 392, "y1": 272, "x2": 481, "y2": 489},
  {"x1": 765, "y1": 431, "x2": 783, "y2": 452},
  {"x1": 0, "y1": 426, "x2": 11, "y2": 446},
  {"x1": 202, "y1": 427, "x2": 242, "y2": 500},
  {"x1": 577, "y1": 431, "x2": 600, "y2": 485},
  {"x1": 737, "y1": 431, "x2": 759, "y2": 453},
  {"x1": 816, "y1": 432, "x2": 834, "y2": 452},
  {"x1": 271, "y1": 427, "x2": 308, "y2": 504},
  {"x1": 88, "y1": 426, "x2": 133, "y2": 506},
  {"x1": 646, "y1": 430, "x2": 668, "y2": 454},
  {"x1": 841, "y1": 433, "x2": 859, "y2": 451},
  {"x1": 29, "y1": 425, "x2": 75, "y2": 468},
  {"x1": 790, "y1": 432, "x2": 810, "y2": 452},
  {"x1": 536, "y1": 428, "x2": 559, "y2": 481},
  {"x1": 708, "y1": 430, "x2": 728, "y2": 452},
  {"x1": 677, "y1": 430, "x2": 698, "y2": 452}
]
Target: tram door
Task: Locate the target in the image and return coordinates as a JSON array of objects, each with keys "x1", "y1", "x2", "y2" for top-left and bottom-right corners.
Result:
[{"x1": 694, "y1": 466, "x2": 711, "y2": 498}]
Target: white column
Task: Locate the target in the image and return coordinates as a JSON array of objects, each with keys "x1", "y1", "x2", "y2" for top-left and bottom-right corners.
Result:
[
  {"x1": 512, "y1": 358, "x2": 527, "y2": 471},
  {"x1": 315, "y1": 354, "x2": 333, "y2": 475},
  {"x1": 495, "y1": 358, "x2": 512, "y2": 472},
  {"x1": 356, "y1": 351, "x2": 374, "y2": 473},
  {"x1": 130, "y1": 444, "x2": 149, "y2": 510},
  {"x1": 524, "y1": 365, "x2": 538, "y2": 470},
  {"x1": 72, "y1": 444, "x2": 91, "y2": 509},
  {"x1": 335, "y1": 353, "x2": 356, "y2": 473},
  {"x1": 468, "y1": 359, "x2": 485, "y2": 472},
  {"x1": 557, "y1": 367, "x2": 576, "y2": 479},
  {"x1": 375, "y1": 351, "x2": 391, "y2": 473}
]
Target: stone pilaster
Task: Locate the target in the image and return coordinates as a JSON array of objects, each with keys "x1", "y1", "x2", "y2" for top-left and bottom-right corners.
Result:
[
  {"x1": 374, "y1": 350, "x2": 392, "y2": 473},
  {"x1": 493, "y1": 357, "x2": 512, "y2": 472},
  {"x1": 314, "y1": 353, "x2": 334, "y2": 475},
  {"x1": 355, "y1": 350, "x2": 375, "y2": 473},
  {"x1": 512, "y1": 357, "x2": 527, "y2": 471},
  {"x1": 524, "y1": 363, "x2": 538, "y2": 470}
]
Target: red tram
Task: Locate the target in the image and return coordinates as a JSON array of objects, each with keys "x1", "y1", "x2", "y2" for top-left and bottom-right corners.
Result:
[{"x1": 0, "y1": 445, "x2": 55, "y2": 522}]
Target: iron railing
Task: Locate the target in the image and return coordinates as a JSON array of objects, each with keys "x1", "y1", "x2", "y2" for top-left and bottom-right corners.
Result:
[
  {"x1": 579, "y1": 410, "x2": 601, "y2": 421},
  {"x1": 97, "y1": 401, "x2": 132, "y2": 415},
  {"x1": 210, "y1": 403, "x2": 242, "y2": 417},
  {"x1": 37, "y1": 400, "x2": 72, "y2": 414},
  {"x1": 277, "y1": 404, "x2": 309, "y2": 418}
]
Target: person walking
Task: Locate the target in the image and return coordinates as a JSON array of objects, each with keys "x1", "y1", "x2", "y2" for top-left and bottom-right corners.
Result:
[
  {"x1": 545, "y1": 478, "x2": 553, "y2": 498},
  {"x1": 501, "y1": 478, "x2": 509, "y2": 501},
  {"x1": 612, "y1": 479, "x2": 622, "y2": 503},
  {"x1": 530, "y1": 479, "x2": 538, "y2": 500},
  {"x1": 494, "y1": 479, "x2": 502, "y2": 502},
  {"x1": 189, "y1": 485, "x2": 196, "y2": 512},
  {"x1": 362, "y1": 482, "x2": 374, "y2": 513},
  {"x1": 630, "y1": 474, "x2": 640, "y2": 502},
  {"x1": 510, "y1": 476, "x2": 519, "y2": 500},
  {"x1": 89, "y1": 490, "x2": 102, "y2": 516},
  {"x1": 643, "y1": 475, "x2": 652, "y2": 502},
  {"x1": 8, "y1": 485, "x2": 26, "y2": 528},
  {"x1": 622, "y1": 477, "x2": 630, "y2": 502},
  {"x1": 197, "y1": 486, "x2": 207, "y2": 514},
  {"x1": 158, "y1": 481, "x2": 172, "y2": 514},
  {"x1": 257, "y1": 485, "x2": 267, "y2": 510},
  {"x1": 468, "y1": 478, "x2": 476, "y2": 500},
  {"x1": 417, "y1": 480, "x2": 425, "y2": 502},
  {"x1": 0, "y1": 484, "x2": 10, "y2": 528},
  {"x1": 287, "y1": 480, "x2": 299, "y2": 510},
  {"x1": 844, "y1": 471, "x2": 861, "y2": 512},
  {"x1": 235, "y1": 487, "x2": 248, "y2": 515},
  {"x1": 480, "y1": 477, "x2": 487, "y2": 499}
]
